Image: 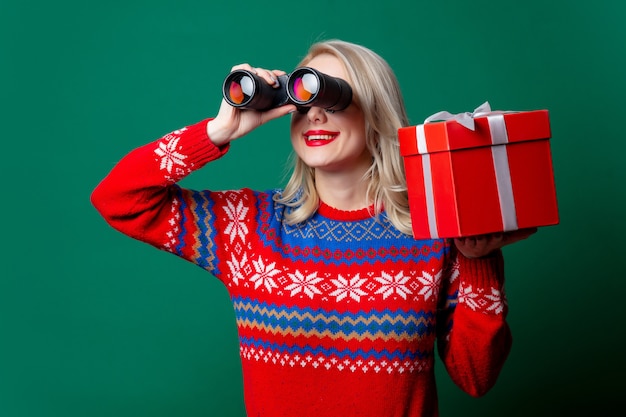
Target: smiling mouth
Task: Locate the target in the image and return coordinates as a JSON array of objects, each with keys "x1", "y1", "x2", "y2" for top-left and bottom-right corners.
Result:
[
  {"x1": 306, "y1": 134, "x2": 336, "y2": 141},
  {"x1": 304, "y1": 130, "x2": 340, "y2": 145},
  {"x1": 304, "y1": 133, "x2": 338, "y2": 147}
]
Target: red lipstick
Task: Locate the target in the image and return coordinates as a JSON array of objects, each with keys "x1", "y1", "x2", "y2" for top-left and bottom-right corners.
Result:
[{"x1": 303, "y1": 130, "x2": 339, "y2": 147}]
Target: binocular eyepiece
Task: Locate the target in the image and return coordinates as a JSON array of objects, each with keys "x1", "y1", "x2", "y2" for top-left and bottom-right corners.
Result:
[{"x1": 222, "y1": 67, "x2": 353, "y2": 112}]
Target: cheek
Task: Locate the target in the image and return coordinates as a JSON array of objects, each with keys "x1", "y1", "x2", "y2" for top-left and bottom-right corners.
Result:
[
  {"x1": 345, "y1": 117, "x2": 367, "y2": 144},
  {"x1": 289, "y1": 111, "x2": 308, "y2": 130},
  {"x1": 290, "y1": 113, "x2": 303, "y2": 131}
]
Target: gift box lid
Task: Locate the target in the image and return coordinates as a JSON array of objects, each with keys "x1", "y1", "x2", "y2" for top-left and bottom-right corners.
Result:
[{"x1": 399, "y1": 109, "x2": 551, "y2": 156}]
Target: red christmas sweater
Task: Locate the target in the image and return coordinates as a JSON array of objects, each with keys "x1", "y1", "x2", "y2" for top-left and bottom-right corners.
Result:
[{"x1": 91, "y1": 119, "x2": 512, "y2": 417}]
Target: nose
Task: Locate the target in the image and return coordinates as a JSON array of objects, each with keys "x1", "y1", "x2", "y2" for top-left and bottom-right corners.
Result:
[{"x1": 306, "y1": 106, "x2": 327, "y2": 123}]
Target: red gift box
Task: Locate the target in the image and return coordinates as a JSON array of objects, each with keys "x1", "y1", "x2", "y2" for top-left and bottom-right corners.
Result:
[{"x1": 399, "y1": 103, "x2": 559, "y2": 239}]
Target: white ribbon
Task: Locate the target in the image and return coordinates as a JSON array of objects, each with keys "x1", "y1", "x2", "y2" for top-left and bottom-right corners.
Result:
[
  {"x1": 416, "y1": 102, "x2": 519, "y2": 237},
  {"x1": 423, "y1": 101, "x2": 492, "y2": 131},
  {"x1": 488, "y1": 115, "x2": 518, "y2": 231},
  {"x1": 421, "y1": 154, "x2": 439, "y2": 238}
]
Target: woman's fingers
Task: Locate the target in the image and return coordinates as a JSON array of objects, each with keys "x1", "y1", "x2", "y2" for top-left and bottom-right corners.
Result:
[
  {"x1": 230, "y1": 63, "x2": 281, "y2": 88},
  {"x1": 453, "y1": 227, "x2": 538, "y2": 259}
]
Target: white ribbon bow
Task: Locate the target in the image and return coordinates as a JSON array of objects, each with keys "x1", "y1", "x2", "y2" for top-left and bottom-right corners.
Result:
[{"x1": 423, "y1": 101, "x2": 492, "y2": 131}]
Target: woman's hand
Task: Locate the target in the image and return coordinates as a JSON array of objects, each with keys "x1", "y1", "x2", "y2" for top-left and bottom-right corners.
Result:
[
  {"x1": 453, "y1": 228, "x2": 538, "y2": 259},
  {"x1": 207, "y1": 64, "x2": 297, "y2": 146}
]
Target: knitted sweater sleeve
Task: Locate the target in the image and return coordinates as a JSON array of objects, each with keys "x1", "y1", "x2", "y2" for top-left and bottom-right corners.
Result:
[
  {"x1": 91, "y1": 118, "x2": 229, "y2": 260},
  {"x1": 436, "y1": 247, "x2": 512, "y2": 397}
]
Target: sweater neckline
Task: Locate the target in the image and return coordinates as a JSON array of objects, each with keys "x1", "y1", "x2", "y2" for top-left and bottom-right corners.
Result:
[{"x1": 317, "y1": 201, "x2": 375, "y2": 221}]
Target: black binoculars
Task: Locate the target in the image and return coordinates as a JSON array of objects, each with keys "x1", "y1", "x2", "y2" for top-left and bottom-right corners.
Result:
[{"x1": 222, "y1": 67, "x2": 352, "y2": 112}]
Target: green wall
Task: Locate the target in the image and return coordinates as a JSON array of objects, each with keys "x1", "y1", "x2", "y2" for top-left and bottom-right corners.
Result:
[{"x1": 1, "y1": 0, "x2": 624, "y2": 416}]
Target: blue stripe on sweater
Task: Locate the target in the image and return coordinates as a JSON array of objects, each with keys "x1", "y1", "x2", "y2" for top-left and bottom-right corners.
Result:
[
  {"x1": 233, "y1": 297, "x2": 437, "y2": 339},
  {"x1": 256, "y1": 192, "x2": 447, "y2": 266},
  {"x1": 239, "y1": 336, "x2": 432, "y2": 361}
]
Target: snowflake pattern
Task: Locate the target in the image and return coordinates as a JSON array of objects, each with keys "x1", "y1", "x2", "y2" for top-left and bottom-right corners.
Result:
[
  {"x1": 154, "y1": 134, "x2": 187, "y2": 174},
  {"x1": 417, "y1": 270, "x2": 442, "y2": 301},
  {"x1": 226, "y1": 252, "x2": 248, "y2": 286},
  {"x1": 458, "y1": 284, "x2": 480, "y2": 310},
  {"x1": 458, "y1": 283, "x2": 506, "y2": 313},
  {"x1": 484, "y1": 288, "x2": 506, "y2": 314},
  {"x1": 329, "y1": 274, "x2": 368, "y2": 302},
  {"x1": 374, "y1": 271, "x2": 413, "y2": 300},
  {"x1": 224, "y1": 199, "x2": 249, "y2": 244},
  {"x1": 250, "y1": 256, "x2": 280, "y2": 293},
  {"x1": 285, "y1": 271, "x2": 323, "y2": 299}
]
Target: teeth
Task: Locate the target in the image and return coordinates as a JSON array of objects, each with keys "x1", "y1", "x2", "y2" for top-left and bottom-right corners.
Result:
[{"x1": 306, "y1": 135, "x2": 335, "y2": 140}]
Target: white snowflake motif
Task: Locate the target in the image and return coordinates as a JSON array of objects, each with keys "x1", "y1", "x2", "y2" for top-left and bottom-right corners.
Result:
[
  {"x1": 223, "y1": 199, "x2": 249, "y2": 244},
  {"x1": 154, "y1": 136, "x2": 187, "y2": 173},
  {"x1": 285, "y1": 271, "x2": 323, "y2": 299},
  {"x1": 226, "y1": 252, "x2": 248, "y2": 286},
  {"x1": 250, "y1": 256, "x2": 280, "y2": 293},
  {"x1": 457, "y1": 283, "x2": 480, "y2": 311},
  {"x1": 374, "y1": 271, "x2": 413, "y2": 300},
  {"x1": 484, "y1": 287, "x2": 505, "y2": 314},
  {"x1": 329, "y1": 274, "x2": 368, "y2": 302},
  {"x1": 417, "y1": 269, "x2": 442, "y2": 301}
]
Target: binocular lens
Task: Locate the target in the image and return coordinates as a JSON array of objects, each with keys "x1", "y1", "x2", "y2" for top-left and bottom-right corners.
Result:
[
  {"x1": 287, "y1": 67, "x2": 352, "y2": 111},
  {"x1": 223, "y1": 70, "x2": 289, "y2": 110},
  {"x1": 291, "y1": 73, "x2": 319, "y2": 102},
  {"x1": 226, "y1": 73, "x2": 255, "y2": 106}
]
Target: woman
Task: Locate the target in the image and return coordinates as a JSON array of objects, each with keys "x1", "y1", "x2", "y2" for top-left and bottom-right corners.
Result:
[{"x1": 92, "y1": 39, "x2": 534, "y2": 417}]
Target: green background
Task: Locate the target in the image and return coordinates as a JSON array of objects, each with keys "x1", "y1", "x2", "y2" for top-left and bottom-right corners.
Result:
[{"x1": 1, "y1": 0, "x2": 624, "y2": 416}]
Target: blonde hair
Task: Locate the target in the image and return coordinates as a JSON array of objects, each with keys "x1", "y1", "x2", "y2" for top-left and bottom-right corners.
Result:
[{"x1": 275, "y1": 39, "x2": 413, "y2": 236}]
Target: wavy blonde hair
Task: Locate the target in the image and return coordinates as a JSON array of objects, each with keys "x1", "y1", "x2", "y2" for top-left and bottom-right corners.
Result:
[{"x1": 275, "y1": 39, "x2": 413, "y2": 235}]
